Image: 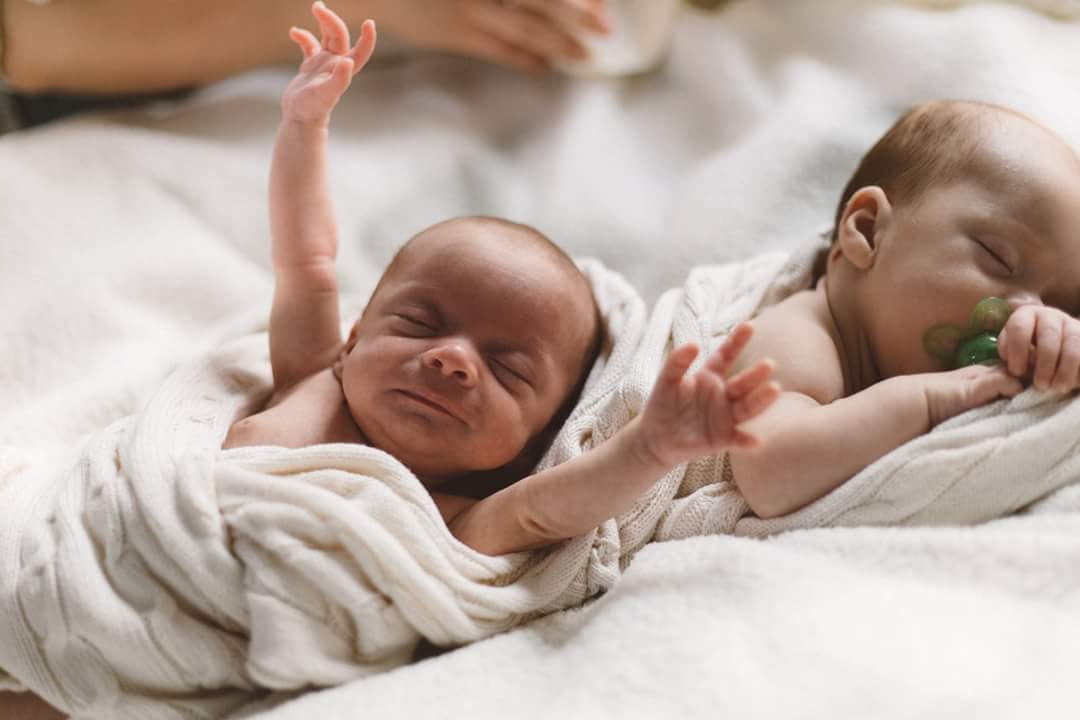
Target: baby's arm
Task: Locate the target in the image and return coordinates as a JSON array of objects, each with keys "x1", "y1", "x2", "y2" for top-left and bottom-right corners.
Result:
[
  {"x1": 441, "y1": 323, "x2": 781, "y2": 555},
  {"x1": 268, "y1": 3, "x2": 376, "y2": 391},
  {"x1": 726, "y1": 312, "x2": 1024, "y2": 519}
]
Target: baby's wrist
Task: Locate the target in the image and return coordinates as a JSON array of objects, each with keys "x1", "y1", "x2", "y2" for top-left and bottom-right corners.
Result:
[
  {"x1": 280, "y1": 110, "x2": 332, "y2": 132},
  {"x1": 624, "y1": 416, "x2": 677, "y2": 476}
]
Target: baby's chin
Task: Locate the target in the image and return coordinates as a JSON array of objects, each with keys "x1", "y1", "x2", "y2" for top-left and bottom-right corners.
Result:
[{"x1": 353, "y1": 412, "x2": 513, "y2": 480}]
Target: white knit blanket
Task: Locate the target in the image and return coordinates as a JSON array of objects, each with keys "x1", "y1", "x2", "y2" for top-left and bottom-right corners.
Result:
[
  {"x1": 0, "y1": 259, "x2": 636, "y2": 718},
  {"x1": 4, "y1": 241, "x2": 1077, "y2": 719},
  {"x1": 3, "y1": 1, "x2": 1080, "y2": 717}
]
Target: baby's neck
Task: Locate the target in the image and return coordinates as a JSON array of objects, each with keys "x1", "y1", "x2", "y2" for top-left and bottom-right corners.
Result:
[{"x1": 818, "y1": 279, "x2": 880, "y2": 395}]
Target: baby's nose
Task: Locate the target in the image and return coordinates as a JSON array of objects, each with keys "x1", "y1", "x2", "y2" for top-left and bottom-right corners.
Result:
[{"x1": 422, "y1": 344, "x2": 478, "y2": 387}]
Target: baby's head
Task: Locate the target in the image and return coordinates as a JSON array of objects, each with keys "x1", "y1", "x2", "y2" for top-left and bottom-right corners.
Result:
[
  {"x1": 336, "y1": 216, "x2": 600, "y2": 483},
  {"x1": 826, "y1": 100, "x2": 1080, "y2": 384}
]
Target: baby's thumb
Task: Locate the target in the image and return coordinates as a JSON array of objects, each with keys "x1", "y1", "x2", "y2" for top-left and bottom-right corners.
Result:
[{"x1": 334, "y1": 57, "x2": 355, "y2": 77}]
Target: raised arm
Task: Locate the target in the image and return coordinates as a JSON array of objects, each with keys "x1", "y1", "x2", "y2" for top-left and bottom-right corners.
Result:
[
  {"x1": 440, "y1": 323, "x2": 781, "y2": 556},
  {"x1": 268, "y1": 3, "x2": 375, "y2": 391}
]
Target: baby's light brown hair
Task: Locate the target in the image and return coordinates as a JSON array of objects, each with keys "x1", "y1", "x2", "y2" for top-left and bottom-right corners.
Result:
[{"x1": 829, "y1": 100, "x2": 1030, "y2": 244}]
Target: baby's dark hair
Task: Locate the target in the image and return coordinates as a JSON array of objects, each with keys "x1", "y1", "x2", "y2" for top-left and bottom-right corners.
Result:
[{"x1": 829, "y1": 100, "x2": 1026, "y2": 244}]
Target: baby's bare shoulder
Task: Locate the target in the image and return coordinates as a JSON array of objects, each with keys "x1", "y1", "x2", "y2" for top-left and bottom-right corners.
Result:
[
  {"x1": 224, "y1": 369, "x2": 358, "y2": 449},
  {"x1": 735, "y1": 290, "x2": 845, "y2": 405}
]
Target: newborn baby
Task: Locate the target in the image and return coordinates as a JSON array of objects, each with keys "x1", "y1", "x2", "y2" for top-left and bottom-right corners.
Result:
[
  {"x1": 225, "y1": 2, "x2": 780, "y2": 555},
  {"x1": 724, "y1": 99, "x2": 1080, "y2": 518}
]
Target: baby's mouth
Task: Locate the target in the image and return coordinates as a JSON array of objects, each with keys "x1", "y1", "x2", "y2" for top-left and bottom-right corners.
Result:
[{"x1": 393, "y1": 388, "x2": 467, "y2": 425}]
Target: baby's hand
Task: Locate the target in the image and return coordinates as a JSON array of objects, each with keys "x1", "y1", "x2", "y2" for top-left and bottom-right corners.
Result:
[
  {"x1": 916, "y1": 364, "x2": 1023, "y2": 428},
  {"x1": 283, "y1": 2, "x2": 376, "y2": 126},
  {"x1": 637, "y1": 323, "x2": 781, "y2": 469},
  {"x1": 998, "y1": 303, "x2": 1080, "y2": 393}
]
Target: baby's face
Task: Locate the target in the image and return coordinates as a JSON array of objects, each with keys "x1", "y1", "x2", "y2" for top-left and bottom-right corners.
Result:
[
  {"x1": 339, "y1": 225, "x2": 595, "y2": 482},
  {"x1": 857, "y1": 118, "x2": 1080, "y2": 378}
]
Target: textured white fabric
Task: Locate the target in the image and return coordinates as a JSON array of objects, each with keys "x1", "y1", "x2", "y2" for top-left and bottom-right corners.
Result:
[
  {"x1": 4, "y1": 238, "x2": 1078, "y2": 719},
  {"x1": 1, "y1": 0, "x2": 1079, "y2": 718},
  {"x1": 0, "y1": 261, "x2": 647, "y2": 718}
]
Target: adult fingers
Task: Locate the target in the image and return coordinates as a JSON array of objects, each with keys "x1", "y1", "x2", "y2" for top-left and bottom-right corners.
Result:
[
  {"x1": 313, "y1": 1, "x2": 351, "y2": 54},
  {"x1": 510, "y1": 0, "x2": 611, "y2": 34},
  {"x1": 289, "y1": 27, "x2": 321, "y2": 59},
  {"x1": 454, "y1": 28, "x2": 550, "y2": 72},
  {"x1": 476, "y1": 3, "x2": 589, "y2": 63}
]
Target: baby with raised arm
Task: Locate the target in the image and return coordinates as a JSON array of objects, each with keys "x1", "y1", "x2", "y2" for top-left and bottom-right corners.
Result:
[
  {"x1": 224, "y1": 2, "x2": 780, "y2": 555},
  {"x1": 723, "y1": 99, "x2": 1080, "y2": 518}
]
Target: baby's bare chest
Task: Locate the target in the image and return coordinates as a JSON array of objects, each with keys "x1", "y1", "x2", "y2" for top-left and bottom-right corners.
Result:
[{"x1": 222, "y1": 369, "x2": 363, "y2": 449}]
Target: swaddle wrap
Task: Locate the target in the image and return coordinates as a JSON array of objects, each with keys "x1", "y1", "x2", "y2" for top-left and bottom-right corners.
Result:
[
  {"x1": 0, "y1": 259, "x2": 651, "y2": 719},
  {"x1": 3, "y1": 243, "x2": 1079, "y2": 719}
]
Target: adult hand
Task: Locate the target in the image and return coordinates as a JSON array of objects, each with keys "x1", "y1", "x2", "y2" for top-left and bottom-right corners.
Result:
[{"x1": 369, "y1": 0, "x2": 611, "y2": 72}]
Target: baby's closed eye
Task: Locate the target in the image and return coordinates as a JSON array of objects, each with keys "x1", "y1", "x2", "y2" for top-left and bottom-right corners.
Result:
[
  {"x1": 393, "y1": 313, "x2": 437, "y2": 335},
  {"x1": 971, "y1": 236, "x2": 1015, "y2": 275},
  {"x1": 490, "y1": 357, "x2": 532, "y2": 388}
]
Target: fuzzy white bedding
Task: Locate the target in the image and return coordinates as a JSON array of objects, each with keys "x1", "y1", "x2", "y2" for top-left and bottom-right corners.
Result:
[{"x1": 2, "y1": 0, "x2": 1079, "y2": 718}]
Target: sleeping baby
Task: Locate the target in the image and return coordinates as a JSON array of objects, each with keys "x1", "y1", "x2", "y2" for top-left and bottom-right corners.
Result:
[
  {"x1": 224, "y1": 2, "x2": 781, "y2": 556},
  {"x1": 721, "y1": 99, "x2": 1080, "y2": 518}
]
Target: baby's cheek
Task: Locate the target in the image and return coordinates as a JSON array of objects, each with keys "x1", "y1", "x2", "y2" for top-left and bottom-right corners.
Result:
[{"x1": 469, "y1": 396, "x2": 522, "y2": 457}]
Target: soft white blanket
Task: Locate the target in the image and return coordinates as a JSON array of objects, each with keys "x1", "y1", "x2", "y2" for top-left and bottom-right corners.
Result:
[
  {"x1": 3, "y1": 243, "x2": 1078, "y2": 718},
  {"x1": 2, "y1": 0, "x2": 1080, "y2": 717},
  {"x1": 0, "y1": 260, "x2": 642, "y2": 718}
]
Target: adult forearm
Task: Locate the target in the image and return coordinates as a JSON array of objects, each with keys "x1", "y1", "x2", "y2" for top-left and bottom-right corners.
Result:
[
  {"x1": 449, "y1": 417, "x2": 671, "y2": 556},
  {"x1": 730, "y1": 378, "x2": 930, "y2": 518},
  {"x1": 2, "y1": 0, "x2": 376, "y2": 93}
]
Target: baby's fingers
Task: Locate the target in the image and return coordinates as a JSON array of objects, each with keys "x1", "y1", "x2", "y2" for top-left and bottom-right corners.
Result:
[
  {"x1": 289, "y1": 27, "x2": 321, "y2": 59},
  {"x1": 1033, "y1": 314, "x2": 1065, "y2": 390},
  {"x1": 972, "y1": 366, "x2": 1024, "y2": 404},
  {"x1": 659, "y1": 343, "x2": 700, "y2": 386},
  {"x1": 348, "y1": 19, "x2": 377, "y2": 73},
  {"x1": 313, "y1": 1, "x2": 350, "y2": 54},
  {"x1": 705, "y1": 322, "x2": 755, "y2": 376},
  {"x1": 725, "y1": 358, "x2": 775, "y2": 399},
  {"x1": 1051, "y1": 326, "x2": 1080, "y2": 392},
  {"x1": 728, "y1": 429, "x2": 763, "y2": 451},
  {"x1": 999, "y1": 310, "x2": 1035, "y2": 377},
  {"x1": 731, "y1": 380, "x2": 781, "y2": 424}
]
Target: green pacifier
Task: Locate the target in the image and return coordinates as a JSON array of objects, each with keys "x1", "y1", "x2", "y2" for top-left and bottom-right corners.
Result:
[{"x1": 922, "y1": 297, "x2": 1011, "y2": 369}]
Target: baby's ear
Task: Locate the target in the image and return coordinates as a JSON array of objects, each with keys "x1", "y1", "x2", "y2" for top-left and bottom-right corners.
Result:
[{"x1": 835, "y1": 186, "x2": 892, "y2": 270}]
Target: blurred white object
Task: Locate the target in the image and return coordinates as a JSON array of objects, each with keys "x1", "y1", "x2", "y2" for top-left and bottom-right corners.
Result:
[
  {"x1": 908, "y1": 0, "x2": 1080, "y2": 18},
  {"x1": 560, "y1": 0, "x2": 684, "y2": 77}
]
